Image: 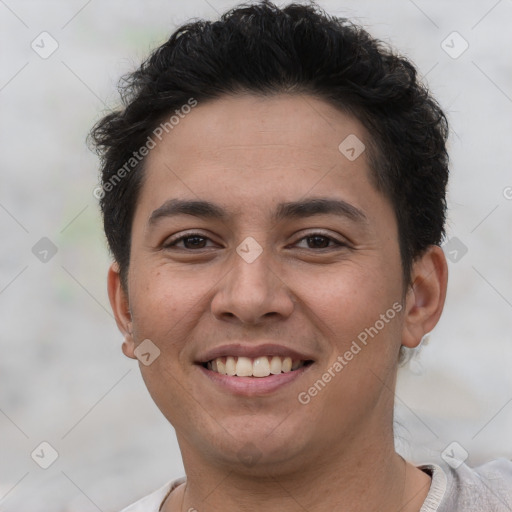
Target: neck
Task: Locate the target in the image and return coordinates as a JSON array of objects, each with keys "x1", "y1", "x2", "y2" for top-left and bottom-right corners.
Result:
[{"x1": 164, "y1": 427, "x2": 431, "y2": 512}]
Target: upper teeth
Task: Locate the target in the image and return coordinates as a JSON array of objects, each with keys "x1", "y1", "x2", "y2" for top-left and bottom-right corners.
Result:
[{"x1": 206, "y1": 356, "x2": 305, "y2": 377}]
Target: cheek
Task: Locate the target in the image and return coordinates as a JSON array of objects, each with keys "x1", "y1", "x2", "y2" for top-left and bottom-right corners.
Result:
[
  {"x1": 130, "y1": 264, "x2": 208, "y2": 327},
  {"x1": 291, "y1": 261, "x2": 395, "y2": 332},
  {"x1": 128, "y1": 270, "x2": 202, "y2": 427},
  {"x1": 301, "y1": 265, "x2": 404, "y2": 402}
]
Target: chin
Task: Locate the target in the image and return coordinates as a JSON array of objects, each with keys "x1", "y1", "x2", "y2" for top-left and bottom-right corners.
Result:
[{"x1": 197, "y1": 421, "x2": 313, "y2": 474}]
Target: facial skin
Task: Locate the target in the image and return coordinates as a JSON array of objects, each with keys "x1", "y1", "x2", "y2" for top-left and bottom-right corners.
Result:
[{"x1": 108, "y1": 93, "x2": 448, "y2": 512}]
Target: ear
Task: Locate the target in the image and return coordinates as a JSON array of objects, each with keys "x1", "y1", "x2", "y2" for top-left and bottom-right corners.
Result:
[
  {"x1": 401, "y1": 245, "x2": 448, "y2": 348},
  {"x1": 107, "y1": 261, "x2": 136, "y2": 359}
]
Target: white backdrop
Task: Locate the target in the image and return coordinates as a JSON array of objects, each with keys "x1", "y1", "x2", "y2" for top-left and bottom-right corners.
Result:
[{"x1": 1, "y1": 1, "x2": 511, "y2": 510}]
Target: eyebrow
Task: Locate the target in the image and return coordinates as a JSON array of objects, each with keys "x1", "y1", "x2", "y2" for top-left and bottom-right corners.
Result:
[{"x1": 147, "y1": 197, "x2": 368, "y2": 227}]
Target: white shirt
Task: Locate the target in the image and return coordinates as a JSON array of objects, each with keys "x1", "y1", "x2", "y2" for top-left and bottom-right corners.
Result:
[{"x1": 118, "y1": 458, "x2": 512, "y2": 511}]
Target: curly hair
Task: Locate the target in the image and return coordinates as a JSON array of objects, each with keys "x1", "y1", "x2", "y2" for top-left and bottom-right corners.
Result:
[{"x1": 89, "y1": 0, "x2": 449, "y2": 297}]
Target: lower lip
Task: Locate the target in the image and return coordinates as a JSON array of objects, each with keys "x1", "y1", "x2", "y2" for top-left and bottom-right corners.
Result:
[{"x1": 197, "y1": 364, "x2": 313, "y2": 396}]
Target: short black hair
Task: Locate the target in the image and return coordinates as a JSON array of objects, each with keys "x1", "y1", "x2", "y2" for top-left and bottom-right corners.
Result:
[{"x1": 89, "y1": 0, "x2": 449, "y2": 293}]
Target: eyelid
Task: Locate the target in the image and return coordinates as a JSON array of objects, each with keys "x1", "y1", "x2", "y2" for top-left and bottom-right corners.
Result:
[
  {"x1": 162, "y1": 230, "x2": 217, "y2": 248},
  {"x1": 290, "y1": 230, "x2": 348, "y2": 249},
  {"x1": 163, "y1": 229, "x2": 348, "y2": 250}
]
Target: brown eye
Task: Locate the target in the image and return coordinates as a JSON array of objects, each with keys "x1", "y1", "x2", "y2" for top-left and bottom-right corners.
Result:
[
  {"x1": 181, "y1": 235, "x2": 208, "y2": 249},
  {"x1": 305, "y1": 235, "x2": 330, "y2": 249},
  {"x1": 294, "y1": 232, "x2": 345, "y2": 250},
  {"x1": 163, "y1": 233, "x2": 213, "y2": 250}
]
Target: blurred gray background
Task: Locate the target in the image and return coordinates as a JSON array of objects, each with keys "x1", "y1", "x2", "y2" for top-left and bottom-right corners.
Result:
[{"x1": 1, "y1": 0, "x2": 511, "y2": 510}]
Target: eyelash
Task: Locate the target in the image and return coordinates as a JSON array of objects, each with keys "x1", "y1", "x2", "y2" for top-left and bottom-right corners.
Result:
[{"x1": 163, "y1": 231, "x2": 346, "y2": 251}]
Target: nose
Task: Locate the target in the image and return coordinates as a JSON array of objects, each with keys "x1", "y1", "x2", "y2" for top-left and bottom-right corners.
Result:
[{"x1": 210, "y1": 240, "x2": 295, "y2": 325}]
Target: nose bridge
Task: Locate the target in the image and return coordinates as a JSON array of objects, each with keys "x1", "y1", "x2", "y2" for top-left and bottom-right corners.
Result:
[
  {"x1": 234, "y1": 239, "x2": 272, "y2": 293},
  {"x1": 211, "y1": 237, "x2": 293, "y2": 324}
]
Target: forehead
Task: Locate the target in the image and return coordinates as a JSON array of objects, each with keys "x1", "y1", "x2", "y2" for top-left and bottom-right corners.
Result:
[
  {"x1": 148, "y1": 93, "x2": 368, "y2": 162},
  {"x1": 135, "y1": 93, "x2": 385, "y2": 224}
]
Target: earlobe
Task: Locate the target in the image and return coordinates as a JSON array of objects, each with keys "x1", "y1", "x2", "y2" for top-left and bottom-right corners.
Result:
[
  {"x1": 107, "y1": 262, "x2": 137, "y2": 360},
  {"x1": 401, "y1": 245, "x2": 448, "y2": 349},
  {"x1": 122, "y1": 335, "x2": 136, "y2": 359}
]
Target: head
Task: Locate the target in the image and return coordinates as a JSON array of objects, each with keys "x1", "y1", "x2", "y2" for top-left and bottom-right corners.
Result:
[{"x1": 90, "y1": 1, "x2": 448, "y2": 474}]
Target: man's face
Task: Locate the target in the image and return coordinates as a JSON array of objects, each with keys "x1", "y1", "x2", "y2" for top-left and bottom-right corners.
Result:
[{"x1": 118, "y1": 93, "x2": 407, "y2": 470}]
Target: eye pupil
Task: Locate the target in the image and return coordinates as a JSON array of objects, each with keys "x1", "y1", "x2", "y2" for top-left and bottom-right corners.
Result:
[
  {"x1": 307, "y1": 235, "x2": 329, "y2": 248},
  {"x1": 184, "y1": 236, "x2": 206, "y2": 249}
]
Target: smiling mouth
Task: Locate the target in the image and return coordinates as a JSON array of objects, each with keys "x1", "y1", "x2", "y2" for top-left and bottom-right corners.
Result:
[{"x1": 202, "y1": 356, "x2": 314, "y2": 378}]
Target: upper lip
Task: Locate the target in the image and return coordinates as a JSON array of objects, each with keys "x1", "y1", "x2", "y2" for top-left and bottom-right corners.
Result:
[{"x1": 195, "y1": 343, "x2": 315, "y2": 364}]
